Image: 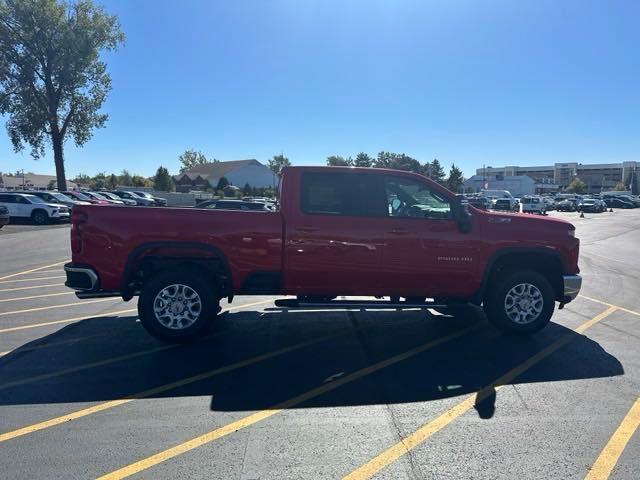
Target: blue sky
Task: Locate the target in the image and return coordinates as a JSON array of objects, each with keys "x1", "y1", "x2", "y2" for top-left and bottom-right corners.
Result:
[{"x1": 1, "y1": 0, "x2": 639, "y2": 178}]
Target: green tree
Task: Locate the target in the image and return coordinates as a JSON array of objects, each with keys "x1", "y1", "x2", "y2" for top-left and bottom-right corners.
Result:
[
  {"x1": 131, "y1": 175, "x2": 150, "y2": 187},
  {"x1": 428, "y1": 158, "x2": 446, "y2": 184},
  {"x1": 153, "y1": 166, "x2": 174, "y2": 192},
  {"x1": 354, "y1": 152, "x2": 373, "y2": 167},
  {"x1": 216, "y1": 176, "x2": 230, "y2": 190},
  {"x1": 0, "y1": 0, "x2": 124, "y2": 191},
  {"x1": 267, "y1": 154, "x2": 291, "y2": 177},
  {"x1": 119, "y1": 169, "x2": 132, "y2": 186},
  {"x1": 446, "y1": 163, "x2": 465, "y2": 193},
  {"x1": 107, "y1": 173, "x2": 117, "y2": 189},
  {"x1": 565, "y1": 177, "x2": 587, "y2": 194},
  {"x1": 91, "y1": 172, "x2": 107, "y2": 190},
  {"x1": 72, "y1": 173, "x2": 91, "y2": 187},
  {"x1": 613, "y1": 181, "x2": 626, "y2": 191},
  {"x1": 374, "y1": 152, "x2": 421, "y2": 173},
  {"x1": 178, "y1": 149, "x2": 214, "y2": 173},
  {"x1": 242, "y1": 182, "x2": 251, "y2": 195},
  {"x1": 326, "y1": 155, "x2": 352, "y2": 166},
  {"x1": 47, "y1": 179, "x2": 56, "y2": 190}
]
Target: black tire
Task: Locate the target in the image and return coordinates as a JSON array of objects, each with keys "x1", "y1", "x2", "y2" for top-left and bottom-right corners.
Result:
[
  {"x1": 138, "y1": 270, "x2": 220, "y2": 342},
  {"x1": 31, "y1": 209, "x2": 49, "y2": 225},
  {"x1": 483, "y1": 270, "x2": 555, "y2": 335}
]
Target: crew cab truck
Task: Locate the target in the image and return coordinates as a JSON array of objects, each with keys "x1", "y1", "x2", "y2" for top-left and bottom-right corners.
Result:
[{"x1": 65, "y1": 166, "x2": 581, "y2": 342}]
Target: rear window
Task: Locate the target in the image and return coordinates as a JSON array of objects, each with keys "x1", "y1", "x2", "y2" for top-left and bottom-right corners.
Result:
[{"x1": 300, "y1": 172, "x2": 387, "y2": 217}]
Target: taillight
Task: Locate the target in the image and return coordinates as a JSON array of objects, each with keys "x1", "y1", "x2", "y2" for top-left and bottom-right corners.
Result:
[{"x1": 71, "y1": 210, "x2": 88, "y2": 254}]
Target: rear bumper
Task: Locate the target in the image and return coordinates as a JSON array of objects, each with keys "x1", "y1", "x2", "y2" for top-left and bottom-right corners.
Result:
[
  {"x1": 64, "y1": 263, "x2": 122, "y2": 299},
  {"x1": 64, "y1": 263, "x2": 99, "y2": 291},
  {"x1": 562, "y1": 274, "x2": 582, "y2": 303}
]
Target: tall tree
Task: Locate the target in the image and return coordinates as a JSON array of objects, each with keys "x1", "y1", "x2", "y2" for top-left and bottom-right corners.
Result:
[
  {"x1": 119, "y1": 169, "x2": 132, "y2": 186},
  {"x1": 354, "y1": 152, "x2": 373, "y2": 167},
  {"x1": 153, "y1": 166, "x2": 174, "y2": 192},
  {"x1": 178, "y1": 149, "x2": 214, "y2": 173},
  {"x1": 267, "y1": 154, "x2": 291, "y2": 177},
  {"x1": 446, "y1": 163, "x2": 465, "y2": 192},
  {"x1": 216, "y1": 176, "x2": 230, "y2": 190},
  {"x1": 374, "y1": 152, "x2": 421, "y2": 173},
  {"x1": 565, "y1": 177, "x2": 587, "y2": 194},
  {"x1": 107, "y1": 173, "x2": 117, "y2": 189},
  {"x1": 0, "y1": 0, "x2": 124, "y2": 190},
  {"x1": 326, "y1": 155, "x2": 352, "y2": 166},
  {"x1": 429, "y1": 158, "x2": 446, "y2": 184}
]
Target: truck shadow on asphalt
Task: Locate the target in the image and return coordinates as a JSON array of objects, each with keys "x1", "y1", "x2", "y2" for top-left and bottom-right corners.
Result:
[{"x1": 0, "y1": 307, "x2": 624, "y2": 420}]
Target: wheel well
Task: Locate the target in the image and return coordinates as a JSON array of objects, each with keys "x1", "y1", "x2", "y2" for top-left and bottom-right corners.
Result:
[
  {"x1": 484, "y1": 252, "x2": 564, "y2": 300},
  {"x1": 31, "y1": 208, "x2": 48, "y2": 217},
  {"x1": 124, "y1": 255, "x2": 231, "y2": 299}
]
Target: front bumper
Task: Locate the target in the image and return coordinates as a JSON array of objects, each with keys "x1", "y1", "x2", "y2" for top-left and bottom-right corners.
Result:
[{"x1": 562, "y1": 274, "x2": 582, "y2": 303}]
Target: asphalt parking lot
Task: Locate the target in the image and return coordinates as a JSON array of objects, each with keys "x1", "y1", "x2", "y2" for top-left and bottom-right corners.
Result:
[{"x1": 0, "y1": 209, "x2": 638, "y2": 480}]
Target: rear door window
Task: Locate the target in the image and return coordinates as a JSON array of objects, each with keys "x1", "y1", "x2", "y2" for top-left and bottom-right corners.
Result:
[{"x1": 300, "y1": 172, "x2": 387, "y2": 217}]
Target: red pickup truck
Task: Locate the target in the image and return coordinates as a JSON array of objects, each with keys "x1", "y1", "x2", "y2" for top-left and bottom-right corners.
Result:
[{"x1": 65, "y1": 166, "x2": 581, "y2": 341}]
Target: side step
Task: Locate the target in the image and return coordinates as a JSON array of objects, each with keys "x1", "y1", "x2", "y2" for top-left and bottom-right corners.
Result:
[{"x1": 274, "y1": 299, "x2": 448, "y2": 310}]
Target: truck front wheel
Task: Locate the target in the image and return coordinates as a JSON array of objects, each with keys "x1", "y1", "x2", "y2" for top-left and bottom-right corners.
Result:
[
  {"x1": 138, "y1": 270, "x2": 220, "y2": 342},
  {"x1": 483, "y1": 270, "x2": 554, "y2": 334}
]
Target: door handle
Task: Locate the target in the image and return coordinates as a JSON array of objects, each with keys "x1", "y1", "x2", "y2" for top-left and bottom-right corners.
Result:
[{"x1": 389, "y1": 228, "x2": 409, "y2": 235}]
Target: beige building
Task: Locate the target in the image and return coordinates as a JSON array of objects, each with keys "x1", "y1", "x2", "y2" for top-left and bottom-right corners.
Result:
[
  {"x1": 476, "y1": 161, "x2": 639, "y2": 194},
  {"x1": 0, "y1": 173, "x2": 77, "y2": 191}
]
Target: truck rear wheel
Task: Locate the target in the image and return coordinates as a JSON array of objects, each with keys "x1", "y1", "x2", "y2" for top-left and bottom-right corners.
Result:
[
  {"x1": 483, "y1": 270, "x2": 554, "y2": 335},
  {"x1": 138, "y1": 270, "x2": 220, "y2": 342}
]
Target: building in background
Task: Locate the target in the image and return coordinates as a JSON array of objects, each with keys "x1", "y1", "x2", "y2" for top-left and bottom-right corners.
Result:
[
  {"x1": 464, "y1": 175, "x2": 536, "y2": 196},
  {"x1": 173, "y1": 159, "x2": 275, "y2": 192},
  {"x1": 0, "y1": 173, "x2": 77, "y2": 191},
  {"x1": 475, "y1": 161, "x2": 639, "y2": 194}
]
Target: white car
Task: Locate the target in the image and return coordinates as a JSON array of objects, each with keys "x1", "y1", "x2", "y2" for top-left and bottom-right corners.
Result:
[
  {"x1": 0, "y1": 192, "x2": 70, "y2": 225},
  {"x1": 521, "y1": 195, "x2": 546, "y2": 214}
]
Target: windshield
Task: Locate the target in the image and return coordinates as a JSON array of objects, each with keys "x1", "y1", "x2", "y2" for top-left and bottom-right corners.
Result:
[
  {"x1": 70, "y1": 191, "x2": 91, "y2": 201},
  {"x1": 88, "y1": 192, "x2": 108, "y2": 200},
  {"x1": 50, "y1": 192, "x2": 73, "y2": 202},
  {"x1": 24, "y1": 194, "x2": 46, "y2": 204}
]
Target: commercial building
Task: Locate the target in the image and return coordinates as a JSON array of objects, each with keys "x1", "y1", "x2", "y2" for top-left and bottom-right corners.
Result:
[
  {"x1": 474, "y1": 161, "x2": 639, "y2": 194},
  {"x1": 173, "y1": 159, "x2": 276, "y2": 192},
  {"x1": 463, "y1": 175, "x2": 536, "y2": 197},
  {"x1": 0, "y1": 173, "x2": 78, "y2": 191}
]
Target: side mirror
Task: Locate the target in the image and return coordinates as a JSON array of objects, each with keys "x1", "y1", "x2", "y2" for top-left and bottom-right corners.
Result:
[{"x1": 453, "y1": 198, "x2": 472, "y2": 234}]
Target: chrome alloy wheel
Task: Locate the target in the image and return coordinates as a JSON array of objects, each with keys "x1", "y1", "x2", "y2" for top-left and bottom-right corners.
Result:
[
  {"x1": 153, "y1": 284, "x2": 202, "y2": 330},
  {"x1": 504, "y1": 283, "x2": 544, "y2": 324}
]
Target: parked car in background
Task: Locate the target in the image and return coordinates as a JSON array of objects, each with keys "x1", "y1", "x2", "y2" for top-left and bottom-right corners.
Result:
[
  {"x1": 0, "y1": 205, "x2": 9, "y2": 228},
  {"x1": 196, "y1": 199, "x2": 272, "y2": 211},
  {"x1": 480, "y1": 189, "x2": 519, "y2": 210},
  {"x1": 0, "y1": 192, "x2": 69, "y2": 224},
  {"x1": 542, "y1": 197, "x2": 556, "y2": 211},
  {"x1": 63, "y1": 190, "x2": 109, "y2": 205},
  {"x1": 83, "y1": 191, "x2": 123, "y2": 205},
  {"x1": 15, "y1": 190, "x2": 90, "y2": 210},
  {"x1": 133, "y1": 191, "x2": 167, "y2": 206},
  {"x1": 604, "y1": 197, "x2": 634, "y2": 209},
  {"x1": 98, "y1": 191, "x2": 136, "y2": 206},
  {"x1": 110, "y1": 190, "x2": 154, "y2": 206},
  {"x1": 493, "y1": 198, "x2": 517, "y2": 212},
  {"x1": 466, "y1": 196, "x2": 490, "y2": 210},
  {"x1": 577, "y1": 198, "x2": 604, "y2": 213},
  {"x1": 556, "y1": 199, "x2": 576, "y2": 212},
  {"x1": 521, "y1": 195, "x2": 546, "y2": 214}
]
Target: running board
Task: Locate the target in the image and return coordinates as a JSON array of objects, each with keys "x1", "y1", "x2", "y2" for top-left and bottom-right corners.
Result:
[{"x1": 274, "y1": 299, "x2": 448, "y2": 310}]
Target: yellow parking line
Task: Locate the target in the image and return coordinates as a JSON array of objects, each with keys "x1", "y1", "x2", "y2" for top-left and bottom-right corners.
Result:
[
  {"x1": 0, "y1": 297, "x2": 118, "y2": 318},
  {"x1": 0, "y1": 275, "x2": 66, "y2": 285},
  {"x1": 0, "y1": 299, "x2": 274, "y2": 391},
  {"x1": 0, "y1": 261, "x2": 68, "y2": 281},
  {"x1": 584, "y1": 397, "x2": 640, "y2": 480},
  {"x1": 0, "y1": 326, "x2": 343, "y2": 443},
  {"x1": 0, "y1": 307, "x2": 136, "y2": 333},
  {"x1": 96, "y1": 325, "x2": 478, "y2": 480},
  {"x1": 342, "y1": 306, "x2": 618, "y2": 480},
  {"x1": 0, "y1": 291, "x2": 75, "y2": 303},
  {"x1": 579, "y1": 295, "x2": 640, "y2": 318},
  {"x1": 0, "y1": 283, "x2": 66, "y2": 293}
]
